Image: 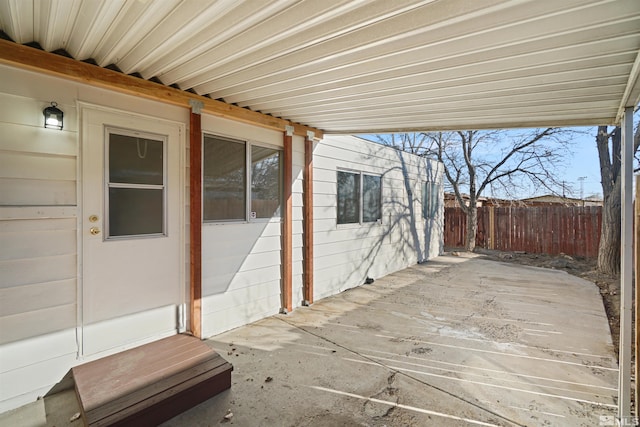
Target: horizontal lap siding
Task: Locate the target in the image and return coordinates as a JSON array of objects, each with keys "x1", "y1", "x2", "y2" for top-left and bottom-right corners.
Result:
[
  {"x1": 201, "y1": 224, "x2": 283, "y2": 338},
  {"x1": 312, "y1": 135, "x2": 443, "y2": 300},
  {"x1": 0, "y1": 88, "x2": 79, "y2": 346},
  {"x1": 0, "y1": 77, "x2": 80, "y2": 411},
  {"x1": 0, "y1": 330, "x2": 78, "y2": 412},
  {"x1": 200, "y1": 133, "x2": 444, "y2": 337},
  {"x1": 0, "y1": 64, "x2": 191, "y2": 412},
  {"x1": 291, "y1": 140, "x2": 305, "y2": 308},
  {"x1": 199, "y1": 116, "x2": 292, "y2": 338}
]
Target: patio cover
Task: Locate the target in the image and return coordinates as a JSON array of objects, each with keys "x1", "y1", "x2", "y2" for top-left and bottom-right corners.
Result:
[
  {"x1": 0, "y1": 0, "x2": 638, "y2": 133},
  {"x1": 0, "y1": 0, "x2": 638, "y2": 422}
]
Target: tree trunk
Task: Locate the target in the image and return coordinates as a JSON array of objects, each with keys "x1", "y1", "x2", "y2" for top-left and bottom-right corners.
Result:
[
  {"x1": 597, "y1": 177, "x2": 621, "y2": 274},
  {"x1": 466, "y1": 205, "x2": 477, "y2": 252},
  {"x1": 596, "y1": 125, "x2": 621, "y2": 275}
]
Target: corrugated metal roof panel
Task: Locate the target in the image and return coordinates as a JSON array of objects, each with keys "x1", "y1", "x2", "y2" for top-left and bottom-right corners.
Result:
[{"x1": 1, "y1": 0, "x2": 638, "y2": 133}]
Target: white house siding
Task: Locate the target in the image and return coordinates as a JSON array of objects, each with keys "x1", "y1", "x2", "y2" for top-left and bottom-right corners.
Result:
[
  {"x1": 0, "y1": 64, "x2": 443, "y2": 413},
  {"x1": 312, "y1": 135, "x2": 443, "y2": 300},
  {"x1": 422, "y1": 157, "x2": 445, "y2": 260},
  {"x1": 0, "y1": 64, "x2": 188, "y2": 412},
  {"x1": 199, "y1": 115, "x2": 306, "y2": 337},
  {"x1": 291, "y1": 140, "x2": 305, "y2": 309}
]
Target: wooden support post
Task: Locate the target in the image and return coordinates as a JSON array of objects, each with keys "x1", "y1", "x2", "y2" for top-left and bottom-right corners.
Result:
[
  {"x1": 618, "y1": 106, "x2": 633, "y2": 421},
  {"x1": 189, "y1": 101, "x2": 203, "y2": 338},
  {"x1": 303, "y1": 132, "x2": 315, "y2": 306},
  {"x1": 635, "y1": 174, "x2": 639, "y2": 418},
  {"x1": 281, "y1": 127, "x2": 293, "y2": 313}
]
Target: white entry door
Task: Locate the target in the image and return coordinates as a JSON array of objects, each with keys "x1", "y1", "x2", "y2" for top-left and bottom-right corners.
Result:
[{"x1": 81, "y1": 106, "x2": 184, "y2": 357}]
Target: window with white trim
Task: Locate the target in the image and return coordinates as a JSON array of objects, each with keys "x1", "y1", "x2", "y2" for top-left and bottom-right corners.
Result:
[
  {"x1": 203, "y1": 134, "x2": 282, "y2": 222},
  {"x1": 106, "y1": 128, "x2": 166, "y2": 238},
  {"x1": 337, "y1": 170, "x2": 382, "y2": 225},
  {"x1": 363, "y1": 174, "x2": 382, "y2": 222}
]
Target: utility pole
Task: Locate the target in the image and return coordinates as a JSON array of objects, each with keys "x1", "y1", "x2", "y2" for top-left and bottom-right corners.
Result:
[{"x1": 578, "y1": 176, "x2": 587, "y2": 206}]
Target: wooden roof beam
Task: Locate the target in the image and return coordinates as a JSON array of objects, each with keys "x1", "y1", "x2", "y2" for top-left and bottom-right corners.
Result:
[{"x1": 0, "y1": 39, "x2": 323, "y2": 139}]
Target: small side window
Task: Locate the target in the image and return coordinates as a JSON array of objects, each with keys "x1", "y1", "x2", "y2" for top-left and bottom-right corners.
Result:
[
  {"x1": 337, "y1": 171, "x2": 360, "y2": 224},
  {"x1": 423, "y1": 182, "x2": 441, "y2": 219},
  {"x1": 337, "y1": 170, "x2": 382, "y2": 225},
  {"x1": 362, "y1": 174, "x2": 382, "y2": 223},
  {"x1": 251, "y1": 145, "x2": 282, "y2": 219},
  {"x1": 203, "y1": 134, "x2": 282, "y2": 222},
  {"x1": 203, "y1": 136, "x2": 246, "y2": 221}
]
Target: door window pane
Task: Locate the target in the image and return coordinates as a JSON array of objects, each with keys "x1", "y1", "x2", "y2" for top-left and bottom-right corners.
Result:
[
  {"x1": 109, "y1": 134, "x2": 163, "y2": 185},
  {"x1": 251, "y1": 146, "x2": 281, "y2": 218},
  {"x1": 337, "y1": 171, "x2": 360, "y2": 224},
  {"x1": 107, "y1": 131, "x2": 165, "y2": 238},
  {"x1": 203, "y1": 136, "x2": 246, "y2": 221},
  {"x1": 109, "y1": 188, "x2": 163, "y2": 236},
  {"x1": 363, "y1": 175, "x2": 381, "y2": 222}
]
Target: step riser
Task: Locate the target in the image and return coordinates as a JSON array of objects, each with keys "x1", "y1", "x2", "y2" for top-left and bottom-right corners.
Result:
[{"x1": 100, "y1": 369, "x2": 232, "y2": 427}]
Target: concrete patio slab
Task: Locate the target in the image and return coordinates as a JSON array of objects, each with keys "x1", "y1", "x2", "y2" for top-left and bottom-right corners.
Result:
[
  {"x1": 164, "y1": 254, "x2": 618, "y2": 427},
  {"x1": 0, "y1": 254, "x2": 617, "y2": 426}
]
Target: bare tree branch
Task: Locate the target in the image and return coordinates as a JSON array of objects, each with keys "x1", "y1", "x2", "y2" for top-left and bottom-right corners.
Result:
[{"x1": 393, "y1": 128, "x2": 575, "y2": 250}]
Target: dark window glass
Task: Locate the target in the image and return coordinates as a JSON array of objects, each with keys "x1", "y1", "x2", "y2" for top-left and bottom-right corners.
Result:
[
  {"x1": 203, "y1": 136, "x2": 246, "y2": 221},
  {"x1": 362, "y1": 175, "x2": 381, "y2": 222},
  {"x1": 109, "y1": 134, "x2": 163, "y2": 185},
  {"x1": 107, "y1": 132, "x2": 165, "y2": 238},
  {"x1": 423, "y1": 182, "x2": 441, "y2": 219},
  {"x1": 251, "y1": 146, "x2": 281, "y2": 218},
  {"x1": 109, "y1": 188, "x2": 163, "y2": 236},
  {"x1": 337, "y1": 171, "x2": 360, "y2": 224}
]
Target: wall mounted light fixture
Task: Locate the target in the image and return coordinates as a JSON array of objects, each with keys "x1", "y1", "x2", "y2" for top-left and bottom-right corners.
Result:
[{"x1": 43, "y1": 102, "x2": 64, "y2": 130}]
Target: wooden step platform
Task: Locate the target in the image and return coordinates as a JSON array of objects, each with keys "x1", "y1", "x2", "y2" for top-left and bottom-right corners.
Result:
[{"x1": 72, "y1": 334, "x2": 232, "y2": 427}]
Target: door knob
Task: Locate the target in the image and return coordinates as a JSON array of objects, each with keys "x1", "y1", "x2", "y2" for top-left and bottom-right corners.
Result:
[{"x1": 90, "y1": 227, "x2": 100, "y2": 235}]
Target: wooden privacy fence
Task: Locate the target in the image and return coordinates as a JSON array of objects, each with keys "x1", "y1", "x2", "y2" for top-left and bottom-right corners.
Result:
[{"x1": 445, "y1": 206, "x2": 602, "y2": 258}]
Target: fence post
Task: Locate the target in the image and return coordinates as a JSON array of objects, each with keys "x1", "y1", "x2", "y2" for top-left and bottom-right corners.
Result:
[{"x1": 488, "y1": 206, "x2": 495, "y2": 250}]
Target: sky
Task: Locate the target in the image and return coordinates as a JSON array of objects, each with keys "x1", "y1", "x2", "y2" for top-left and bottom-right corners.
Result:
[
  {"x1": 362, "y1": 126, "x2": 612, "y2": 201},
  {"x1": 363, "y1": 111, "x2": 640, "y2": 201},
  {"x1": 547, "y1": 122, "x2": 638, "y2": 200},
  {"x1": 557, "y1": 126, "x2": 603, "y2": 199}
]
